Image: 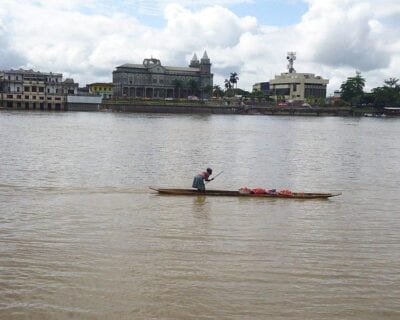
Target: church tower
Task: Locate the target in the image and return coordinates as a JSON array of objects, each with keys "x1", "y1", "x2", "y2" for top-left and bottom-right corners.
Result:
[
  {"x1": 189, "y1": 53, "x2": 200, "y2": 68},
  {"x1": 200, "y1": 51, "x2": 211, "y2": 75}
]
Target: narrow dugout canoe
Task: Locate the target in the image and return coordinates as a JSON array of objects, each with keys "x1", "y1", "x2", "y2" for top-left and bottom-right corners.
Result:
[{"x1": 149, "y1": 187, "x2": 341, "y2": 199}]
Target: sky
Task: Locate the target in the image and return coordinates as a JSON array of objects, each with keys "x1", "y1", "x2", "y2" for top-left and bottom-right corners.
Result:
[{"x1": 1, "y1": 0, "x2": 400, "y2": 94}]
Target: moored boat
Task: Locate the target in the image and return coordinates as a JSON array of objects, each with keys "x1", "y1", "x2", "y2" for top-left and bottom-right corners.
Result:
[{"x1": 149, "y1": 187, "x2": 341, "y2": 199}]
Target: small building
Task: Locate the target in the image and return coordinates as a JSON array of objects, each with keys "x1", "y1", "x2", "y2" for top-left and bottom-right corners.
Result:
[
  {"x1": 87, "y1": 82, "x2": 113, "y2": 99},
  {"x1": 66, "y1": 95, "x2": 102, "y2": 111},
  {"x1": 112, "y1": 51, "x2": 213, "y2": 99},
  {"x1": 0, "y1": 69, "x2": 78, "y2": 110},
  {"x1": 269, "y1": 52, "x2": 329, "y2": 102}
]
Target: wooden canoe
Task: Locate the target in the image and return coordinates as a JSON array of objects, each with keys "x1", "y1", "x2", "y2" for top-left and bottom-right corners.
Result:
[{"x1": 149, "y1": 187, "x2": 341, "y2": 199}]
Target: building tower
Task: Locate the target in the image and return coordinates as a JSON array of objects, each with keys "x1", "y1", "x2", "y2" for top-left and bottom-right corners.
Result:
[
  {"x1": 189, "y1": 53, "x2": 200, "y2": 68},
  {"x1": 200, "y1": 51, "x2": 211, "y2": 75},
  {"x1": 286, "y1": 52, "x2": 296, "y2": 73}
]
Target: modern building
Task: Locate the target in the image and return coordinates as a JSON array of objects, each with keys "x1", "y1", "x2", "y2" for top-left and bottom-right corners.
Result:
[
  {"x1": 0, "y1": 69, "x2": 78, "y2": 110},
  {"x1": 112, "y1": 51, "x2": 213, "y2": 99},
  {"x1": 269, "y1": 52, "x2": 329, "y2": 102},
  {"x1": 252, "y1": 82, "x2": 270, "y2": 95},
  {"x1": 87, "y1": 82, "x2": 113, "y2": 99}
]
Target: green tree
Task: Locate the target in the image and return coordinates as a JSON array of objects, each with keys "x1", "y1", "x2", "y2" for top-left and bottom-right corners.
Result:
[
  {"x1": 172, "y1": 79, "x2": 183, "y2": 99},
  {"x1": 213, "y1": 85, "x2": 224, "y2": 98},
  {"x1": 188, "y1": 79, "x2": 199, "y2": 97},
  {"x1": 229, "y1": 72, "x2": 239, "y2": 91},
  {"x1": 371, "y1": 78, "x2": 400, "y2": 108},
  {"x1": 250, "y1": 90, "x2": 266, "y2": 102},
  {"x1": 202, "y1": 85, "x2": 213, "y2": 100},
  {"x1": 224, "y1": 79, "x2": 232, "y2": 90},
  {"x1": 384, "y1": 77, "x2": 399, "y2": 88},
  {"x1": 340, "y1": 71, "x2": 366, "y2": 106}
]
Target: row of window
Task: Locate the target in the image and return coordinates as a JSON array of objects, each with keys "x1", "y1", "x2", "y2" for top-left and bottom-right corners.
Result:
[
  {"x1": 4, "y1": 94, "x2": 62, "y2": 101},
  {"x1": 6, "y1": 86, "x2": 62, "y2": 94},
  {"x1": 5, "y1": 101, "x2": 63, "y2": 109},
  {"x1": 4, "y1": 75, "x2": 60, "y2": 82},
  {"x1": 93, "y1": 88, "x2": 112, "y2": 92}
]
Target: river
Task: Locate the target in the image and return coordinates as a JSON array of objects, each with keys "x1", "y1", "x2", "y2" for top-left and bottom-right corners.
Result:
[{"x1": 0, "y1": 111, "x2": 399, "y2": 319}]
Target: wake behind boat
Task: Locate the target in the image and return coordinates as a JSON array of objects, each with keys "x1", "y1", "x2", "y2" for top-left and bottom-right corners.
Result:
[{"x1": 149, "y1": 187, "x2": 341, "y2": 199}]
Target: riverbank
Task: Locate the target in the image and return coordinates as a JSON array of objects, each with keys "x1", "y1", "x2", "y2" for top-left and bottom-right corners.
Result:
[
  {"x1": 2, "y1": 100, "x2": 394, "y2": 117},
  {"x1": 100, "y1": 100, "x2": 353, "y2": 116}
]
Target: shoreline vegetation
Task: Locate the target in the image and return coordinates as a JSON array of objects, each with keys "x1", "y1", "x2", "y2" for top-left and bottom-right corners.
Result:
[
  {"x1": 97, "y1": 98, "x2": 391, "y2": 117},
  {"x1": 0, "y1": 98, "x2": 396, "y2": 117}
]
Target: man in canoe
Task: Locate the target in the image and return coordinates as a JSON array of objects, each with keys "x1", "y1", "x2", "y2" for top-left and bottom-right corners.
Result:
[{"x1": 192, "y1": 168, "x2": 214, "y2": 191}]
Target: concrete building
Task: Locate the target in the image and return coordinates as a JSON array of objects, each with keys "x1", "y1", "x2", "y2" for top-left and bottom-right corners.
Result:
[
  {"x1": 252, "y1": 82, "x2": 270, "y2": 95},
  {"x1": 112, "y1": 51, "x2": 213, "y2": 99},
  {"x1": 269, "y1": 52, "x2": 329, "y2": 102},
  {"x1": 0, "y1": 69, "x2": 78, "y2": 110},
  {"x1": 87, "y1": 82, "x2": 113, "y2": 99}
]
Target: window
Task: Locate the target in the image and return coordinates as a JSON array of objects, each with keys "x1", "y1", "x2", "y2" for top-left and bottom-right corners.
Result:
[
  {"x1": 7, "y1": 94, "x2": 13, "y2": 99},
  {"x1": 39, "y1": 87, "x2": 44, "y2": 92},
  {"x1": 33, "y1": 96, "x2": 36, "y2": 100},
  {"x1": 32, "y1": 86, "x2": 37, "y2": 92},
  {"x1": 17, "y1": 87, "x2": 20, "y2": 92},
  {"x1": 24, "y1": 86, "x2": 30, "y2": 92},
  {"x1": 17, "y1": 95, "x2": 21, "y2": 99},
  {"x1": 47, "y1": 88, "x2": 50, "y2": 93},
  {"x1": 25, "y1": 95, "x2": 29, "y2": 99}
]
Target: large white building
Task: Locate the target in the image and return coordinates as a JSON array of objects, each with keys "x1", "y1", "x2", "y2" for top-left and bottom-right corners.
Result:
[{"x1": 269, "y1": 52, "x2": 329, "y2": 102}]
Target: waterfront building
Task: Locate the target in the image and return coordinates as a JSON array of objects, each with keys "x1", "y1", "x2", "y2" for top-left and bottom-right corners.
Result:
[
  {"x1": 252, "y1": 82, "x2": 270, "y2": 95},
  {"x1": 0, "y1": 69, "x2": 78, "y2": 110},
  {"x1": 112, "y1": 51, "x2": 213, "y2": 99},
  {"x1": 87, "y1": 82, "x2": 113, "y2": 99},
  {"x1": 269, "y1": 52, "x2": 329, "y2": 102}
]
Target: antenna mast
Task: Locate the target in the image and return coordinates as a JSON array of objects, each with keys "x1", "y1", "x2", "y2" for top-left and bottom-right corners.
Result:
[{"x1": 286, "y1": 52, "x2": 296, "y2": 73}]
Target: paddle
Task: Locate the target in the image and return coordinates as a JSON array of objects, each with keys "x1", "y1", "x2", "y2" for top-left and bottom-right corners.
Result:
[{"x1": 206, "y1": 170, "x2": 224, "y2": 184}]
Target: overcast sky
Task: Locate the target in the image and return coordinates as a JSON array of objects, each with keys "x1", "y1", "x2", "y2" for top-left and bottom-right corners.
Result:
[{"x1": 1, "y1": 0, "x2": 399, "y2": 94}]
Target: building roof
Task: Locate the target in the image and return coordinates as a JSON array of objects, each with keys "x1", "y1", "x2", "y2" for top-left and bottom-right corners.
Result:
[
  {"x1": 87, "y1": 82, "x2": 114, "y2": 86},
  {"x1": 116, "y1": 63, "x2": 199, "y2": 73},
  {"x1": 2, "y1": 68, "x2": 62, "y2": 77}
]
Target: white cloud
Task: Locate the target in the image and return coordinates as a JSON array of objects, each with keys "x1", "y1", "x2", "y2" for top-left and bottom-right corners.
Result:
[{"x1": 0, "y1": 0, "x2": 399, "y2": 93}]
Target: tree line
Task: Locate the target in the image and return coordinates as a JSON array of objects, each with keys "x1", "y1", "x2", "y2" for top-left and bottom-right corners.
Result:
[{"x1": 339, "y1": 72, "x2": 400, "y2": 108}]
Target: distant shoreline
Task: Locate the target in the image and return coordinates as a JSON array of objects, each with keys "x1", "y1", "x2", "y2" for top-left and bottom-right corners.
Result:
[{"x1": 1, "y1": 102, "x2": 396, "y2": 117}]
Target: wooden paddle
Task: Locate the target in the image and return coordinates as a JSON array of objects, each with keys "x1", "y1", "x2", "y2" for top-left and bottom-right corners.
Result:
[{"x1": 206, "y1": 170, "x2": 224, "y2": 184}]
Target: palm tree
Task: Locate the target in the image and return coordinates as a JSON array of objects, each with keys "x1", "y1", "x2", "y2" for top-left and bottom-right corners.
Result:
[
  {"x1": 224, "y1": 79, "x2": 232, "y2": 91},
  {"x1": 384, "y1": 77, "x2": 399, "y2": 88},
  {"x1": 229, "y1": 72, "x2": 239, "y2": 91},
  {"x1": 213, "y1": 85, "x2": 224, "y2": 98}
]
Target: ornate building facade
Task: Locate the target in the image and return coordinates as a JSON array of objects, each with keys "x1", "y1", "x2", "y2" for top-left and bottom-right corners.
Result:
[
  {"x1": 112, "y1": 51, "x2": 213, "y2": 99},
  {"x1": 0, "y1": 69, "x2": 78, "y2": 110}
]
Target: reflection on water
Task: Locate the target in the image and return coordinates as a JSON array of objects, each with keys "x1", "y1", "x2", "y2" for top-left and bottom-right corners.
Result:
[{"x1": 0, "y1": 111, "x2": 400, "y2": 319}]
